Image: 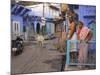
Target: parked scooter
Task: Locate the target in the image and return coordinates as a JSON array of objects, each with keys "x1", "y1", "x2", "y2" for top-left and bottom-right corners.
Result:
[{"x1": 11, "y1": 36, "x2": 24, "y2": 56}]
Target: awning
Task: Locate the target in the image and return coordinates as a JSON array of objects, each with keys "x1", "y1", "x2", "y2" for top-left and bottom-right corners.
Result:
[{"x1": 11, "y1": 4, "x2": 31, "y2": 16}]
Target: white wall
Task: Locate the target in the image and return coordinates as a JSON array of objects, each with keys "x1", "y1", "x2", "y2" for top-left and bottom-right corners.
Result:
[{"x1": 27, "y1": 3, "x2": 60, "y2": 18}]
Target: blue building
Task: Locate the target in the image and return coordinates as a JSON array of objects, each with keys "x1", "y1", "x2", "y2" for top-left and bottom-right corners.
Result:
[
  {"x1": 11, "y1": 3, "x2": 61, "y2": 41},
  {"x1": 78, "y1": 5, "x2": 96, "y2": 27},
  {"x1": 11, "y1": 4, "x2": 31, "y2": 40},
  {"x1": 69, "y1": 5, "x2": 96, "y2": 26},
  {"x1": 69, "y1": 5, "x2": 96, "y2": 41},
  {"x1": 78, "y1": 5, "x2": 96, "y2": 41}
]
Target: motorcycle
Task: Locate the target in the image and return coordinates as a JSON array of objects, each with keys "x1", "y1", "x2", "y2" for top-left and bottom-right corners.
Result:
[{"x1": 11, "y1": 36, "x2": 24, "y2": 56}]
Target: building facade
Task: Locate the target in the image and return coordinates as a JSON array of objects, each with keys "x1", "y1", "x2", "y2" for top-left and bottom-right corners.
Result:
[
  {"x1": 78, "y1": 5, "x2": 96, "y2": 27},
  {"x1": 26, "y1": 3, "x2": 60, "y2": 35},
  {"x1": 11, "y1": 4, "x2": 31, "y2": 40},
  {"x1": 69, "y1": 5, "x2": 96, "y2": 41}
]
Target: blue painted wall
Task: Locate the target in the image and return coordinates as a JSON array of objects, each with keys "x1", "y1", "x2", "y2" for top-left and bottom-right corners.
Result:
[
  {"x1": 11, "y1": 14, "x2": 23, "y2": 32},
  {"x1": 78, "y1": 5, "x2": 96, "y2": 26}
]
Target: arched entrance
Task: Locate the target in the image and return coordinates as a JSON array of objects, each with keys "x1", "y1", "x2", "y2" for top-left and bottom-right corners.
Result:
[{"x1": 36, "y1": 23, "x2": 40, "y2": 34}]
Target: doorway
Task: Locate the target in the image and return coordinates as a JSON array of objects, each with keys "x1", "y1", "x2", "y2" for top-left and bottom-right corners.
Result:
[{"x1": 36, "y1": 23, "x2": 40, "y2": 34}]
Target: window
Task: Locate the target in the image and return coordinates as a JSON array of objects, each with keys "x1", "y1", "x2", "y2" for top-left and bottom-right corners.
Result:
[
  {"x1": 13, "y1": 21, "x2": 20, "y2": 33},
  {"x1": 23, "y1": 25, "x2": 26, "y2": 32},
  {"x1": 16, "y1": 23, "x2": 18, "y2": 31},
  {"x1": 14, "y1": 23, "x2": 16, "y2": 31}
]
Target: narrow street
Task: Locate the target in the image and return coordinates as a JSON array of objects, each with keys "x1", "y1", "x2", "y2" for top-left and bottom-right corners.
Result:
[{"x1": 11, "y1": 39, "x2": 64, "y2": 74}]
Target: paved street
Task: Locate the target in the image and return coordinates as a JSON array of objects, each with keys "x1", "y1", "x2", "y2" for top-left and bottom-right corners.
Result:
[{"x1": 11, "y1": 38, "x2": 64, "y2": 74}]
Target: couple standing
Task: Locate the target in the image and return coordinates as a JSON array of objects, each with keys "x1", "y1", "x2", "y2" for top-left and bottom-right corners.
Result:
[{"x1": 67, "y1": 11, "x2": 92, "y2": 69}]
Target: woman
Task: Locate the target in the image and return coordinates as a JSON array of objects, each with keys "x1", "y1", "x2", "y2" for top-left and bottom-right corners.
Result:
[{"x1": 77, "y1": 21, "x2": 93, "y2": 69}]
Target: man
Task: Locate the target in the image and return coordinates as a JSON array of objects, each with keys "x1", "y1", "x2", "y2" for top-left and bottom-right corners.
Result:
[
  {"x1": 67, "y1": 13, "x2": 78, "y2": 63},
  {"x1": 77, "y1": 21, "x2": 93, "y2": 69},
  {"x1": 64, "y1": 11, "x2": 78, "y2": 70}
]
